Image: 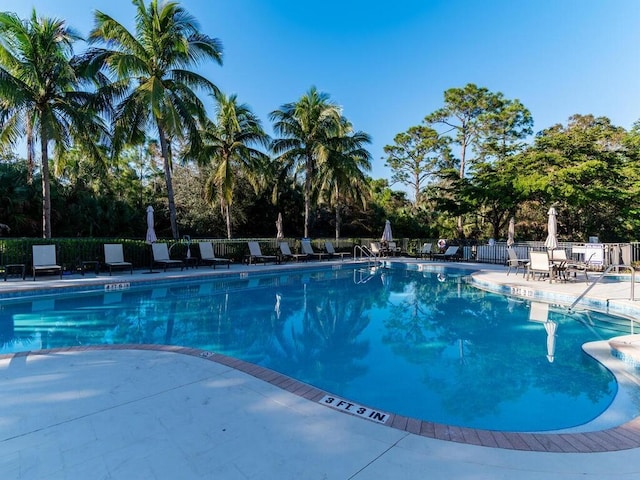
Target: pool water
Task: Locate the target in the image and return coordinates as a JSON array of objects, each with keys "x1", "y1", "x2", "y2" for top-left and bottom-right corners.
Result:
[{"x1": 0, "y1": 266, "x2": 625, "y2": 432}]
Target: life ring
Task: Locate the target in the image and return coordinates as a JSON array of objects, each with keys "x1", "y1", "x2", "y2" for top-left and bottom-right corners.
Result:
[
  {"x1": 437, "y1": 273, "x2": 447, "y2": 282},
  {"x1": 437, "y1": 239, "x2": 446, "y2": 249}
]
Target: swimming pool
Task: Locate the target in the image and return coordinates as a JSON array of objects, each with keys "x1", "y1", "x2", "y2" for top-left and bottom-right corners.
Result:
[{"x1": 0, "y1": 265, "x2": 629, "y2": 432}]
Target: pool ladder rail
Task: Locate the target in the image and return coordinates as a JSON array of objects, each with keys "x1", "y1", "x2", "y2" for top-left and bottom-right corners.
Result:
[
  {"x1": 353, "y1": 244, "x2": 382, "y2": 267},
  {"x1": 569, "y1": 264, "x2": 636, "y2": 312}
]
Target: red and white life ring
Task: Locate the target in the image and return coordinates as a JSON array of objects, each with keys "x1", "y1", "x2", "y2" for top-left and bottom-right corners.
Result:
[{"x1": 437, "y1": 239, "x2": 447, "y2": 249}]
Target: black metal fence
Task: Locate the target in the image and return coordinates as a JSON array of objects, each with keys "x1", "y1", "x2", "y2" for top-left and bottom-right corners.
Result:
[
  {"x1": 2, "y1": 237, "x2": 639, "y2": 274},
  {"x1": 0, "y1": 237, "x2": 358, "y2": 273}
]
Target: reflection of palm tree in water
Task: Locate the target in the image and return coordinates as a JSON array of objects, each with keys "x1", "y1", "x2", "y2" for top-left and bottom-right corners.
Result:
[
  {"x1": 382, "y1": 274, "x2": 454, "y2": 360},
  {"x1": 268, "y1": 280, "x2": 380, "y2": 390}
]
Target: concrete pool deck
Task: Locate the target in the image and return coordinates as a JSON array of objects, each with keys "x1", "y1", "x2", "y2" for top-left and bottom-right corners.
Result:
[{"x1": 2, "y1": 259, "x2": 640, "y2": 478}]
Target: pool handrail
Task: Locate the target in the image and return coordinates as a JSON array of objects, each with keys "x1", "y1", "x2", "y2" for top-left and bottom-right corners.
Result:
[{"x1": 569, "y1": 264, "x2": 635, "y2": 312}]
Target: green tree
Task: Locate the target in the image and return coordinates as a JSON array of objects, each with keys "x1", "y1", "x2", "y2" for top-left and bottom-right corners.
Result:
[
  {"x1": 514, "y1": 114, "x2": 630, "y2": 241},
  {"x1": 0, "y1": 10, "x2": 108, "y2": 238},
  {"x1": 199, "y1": 92, "x2": 269, "y2": 239},
  {"x1": 426, "y1": 84, "x2": 532, "y2": 237},
  {"x1": 315, "y1": 119, "x2": 372, "y2": 239},
  {"x1": 88, "y1": 0, "x2": 223, "y2": 239},
  {"x1": 271, "y1": 86, "x2": 343, "y2": 238},
  {"x1": 459, "y1": 96, "x2": 532, "y2": 239},
  {"x1": 383, "y1": 125, "x2": 450, "y2": 208}
]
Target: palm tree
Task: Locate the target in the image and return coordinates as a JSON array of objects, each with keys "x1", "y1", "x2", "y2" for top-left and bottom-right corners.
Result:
[
  {"x1": 87, "y1": 0, "x2": 223, "y2": 239},
  {"x1": 315, "y1": 119, "x2": 372, "y2": 239},
  {"x1": 270, "y1": 86, "x2": 342, "y2": 238},
  {"x1": 0, "y1": 10, "x2": 108, "y2": 238},
  {"x1": 200, "y1": 92, "x2": 269, "y2": 239}
]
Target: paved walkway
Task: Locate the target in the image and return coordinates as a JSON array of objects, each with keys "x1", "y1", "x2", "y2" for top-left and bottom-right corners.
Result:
[{"x1": 2, "y1": 260, "x2": 640, "y2": 478}]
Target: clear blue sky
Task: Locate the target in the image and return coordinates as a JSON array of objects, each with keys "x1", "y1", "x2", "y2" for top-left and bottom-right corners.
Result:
[{"x1": 4, "y1": 0, "x2": 640, "y2": 183}]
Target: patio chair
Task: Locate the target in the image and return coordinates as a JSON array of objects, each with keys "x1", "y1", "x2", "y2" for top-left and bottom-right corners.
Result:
[
  {"x1": 387, "y1": 241, "x2": 402, "y2": 256},
  {"x1": 104, "y1": 244, "x2": 133, "y2": 276},
  {"x1": 526, "y1": 251, "x2": 557, "y2": 282},
  {"x1": 369, "y1": 242, "x2": 383, "y2": 258},
  {"x1": 325, "y1": 241, "x2": 351, "y2": 261},
  {"x1": 32, "y1": 244, "x2": 62, "y2": 281},
  {"x1": 301, "y1": 240, "x2": 329, "y2": 260},
  {"x1": 506, "y1": 247, "x2": 528, "y2": 276},
  {"x1": 279, "y1": 242, "x2": 309, "y2": 262},
  {"x1": 420, "y1": 243, "x2": 433, "y2": 259},
  {"x1": 433, "y1": 246, "x2": 460, "y2": 261},
  {"x1": 152, "y1": 243, "x2": 184, "y2": 271},
  {"x1": 247, "y1": 241, "x2": 279, "y2": 265},
  {"x1": 565, "y1": 252, "x2": 595, "y2": 282},
  {"x1": 198, "y1": 242, "x2": 231, "y2": 269},
  {"x1": 548, "y1": 249, "x2": 569, "y2": 281}
]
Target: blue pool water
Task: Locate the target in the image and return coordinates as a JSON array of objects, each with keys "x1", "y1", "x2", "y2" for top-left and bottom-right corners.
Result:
[{"x1": 0, "y1": 266, "x2": 626, "y2": 432}]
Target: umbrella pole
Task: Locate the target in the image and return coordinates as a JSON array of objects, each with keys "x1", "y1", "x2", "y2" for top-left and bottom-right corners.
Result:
[{"x1": 143, "y1": 243, "x2": 159, "y2": 274}]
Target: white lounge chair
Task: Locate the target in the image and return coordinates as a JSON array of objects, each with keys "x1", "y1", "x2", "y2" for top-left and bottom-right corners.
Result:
[
  {"x1": 198, "y1": 242, "x2": 231, "y2": 269},
  {"x1": 325, "y1": 241, "x2": 351, "y2": 261},
  {"x1": 301, "y1": 240, "x2": 329, "y2": 260},
  {"x1": 247, "y1": 241, "x2": 278, "y2": 265},
  {"x1": 420, "y1": 243, "x2": 433, "y2": 259},
  {"x1": 433, "y1": 246, "x2": 460, "y2": 261},
  {"x1": 32, "y1": 244, "x2": 62, "y2": 281},
  {"x1": 279, "y1": 242, "x2": 309, "y2": 262},
  {"x1": 152, "y1": 243, "x2": 184, "y2": 271},
  {"x1": 370, "y1": 242, "x2": 382, "y2": 258},
  {"x1": 104, "y1": 243, "x2": 133, "y2": 275},
  {"x1": 387, "y1": 241, "x2": 402, "y2": 256}
]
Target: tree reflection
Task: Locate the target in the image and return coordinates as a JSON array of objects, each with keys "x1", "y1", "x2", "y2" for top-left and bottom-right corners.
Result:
[
  {"x1": 266, "y1": 271, "x2": 386, "y2": 391},
  {"x1": 380, "y1": 271, "x2": 615, "y2": 425}
]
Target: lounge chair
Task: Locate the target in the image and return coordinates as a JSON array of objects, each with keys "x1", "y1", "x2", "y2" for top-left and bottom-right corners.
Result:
[
  {"x1": 433, "y1": 246, "x2": 460, "y2": 261},
  {"x1": 387, "y1": 241, "x2": 402, "y2": 256},
  {"x1": 420, "y1": 243, "x2": 433, "y2": 259},
  {"x1": 506, "y1": 248, "x2": 528, "y2": 276},
  {"x1": 198, "y1": 242, "x2": 231, "y2": 269},
  {"x1": 301, "y1": 240, "x2": 329, "y2": 260},
  {"x1": 32, "y1": 244, "x2": 63, "y2": 280},
  {"x1": 526, "y1": 251, "x2": 557, "y2": 282},
  {"x1": 104, "y1": 244, "x2": 133, "y2": 275},
  {"x1": 325, "y1": 241, "x2": 351, "y2": 261},
  {"x1": 279, "y1": 242, "x2": 309, "y2": 262},
  {"x1": 370, "y1": 242, "x2": 383, "y2": 258},
  {"x1": 247, "y1": 241, "x2": 279, "y2": 265},
  {"x1": 152, "y1": 243, "x2": 184, "y2": 271}
]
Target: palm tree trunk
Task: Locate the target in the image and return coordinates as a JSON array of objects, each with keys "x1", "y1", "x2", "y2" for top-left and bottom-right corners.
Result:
[
  {"x1": 334, "y1": 185, "x2": 341, "y2": 240},
  {"x1": 224, "y1": 203, "x2": 232, "y2": 239},
  {"x1": 40, "y1": 128, "x2": 51, "y2": 239},
  {"x1": 26, "y1": 118, "x2": 34, "y2": 185},
  {"x1": 304, "y1": 155, "x2": 313, "y2": 238},
  {"x1": 158, "y1": 125, "x2": 179, "y2": 239},
  {"x1": 457, "y1": 136, "x2": 467, "y2": 238}
]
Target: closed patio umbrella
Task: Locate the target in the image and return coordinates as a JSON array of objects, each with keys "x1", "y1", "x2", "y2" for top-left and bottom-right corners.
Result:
[
  {"x1": 276, "y1": 212, "x2": 284, "y2": 240},
  {"x1": 544, "y1": 320, "x2": 558, "y2": 363},
  {"x1": 381, "y1": 220, "x2": 393, "y2": 243},
  {"x1": 544, "y1": 207, "x2": 558, "y2": 250},
  {"x1": 145, "y1": 206, "x2": 158, "y2": 273},
  {"x1": 145, "y1": 206, "x2": 157, "y2": 244},
  {"x1": 507, "y1": 217, "x2": 515, "y2": 247}
]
